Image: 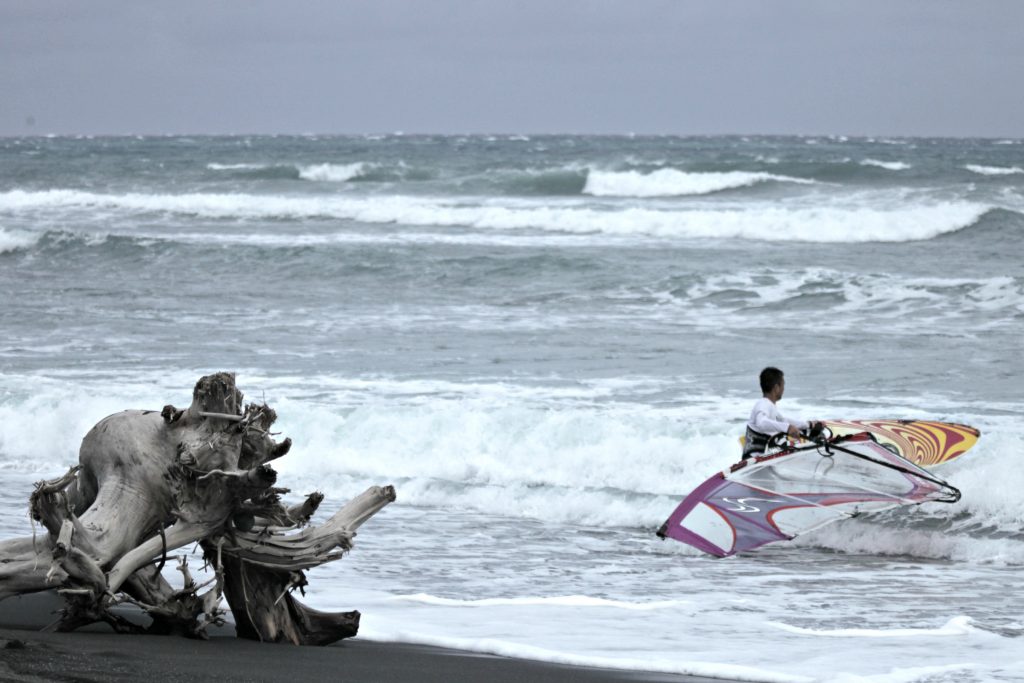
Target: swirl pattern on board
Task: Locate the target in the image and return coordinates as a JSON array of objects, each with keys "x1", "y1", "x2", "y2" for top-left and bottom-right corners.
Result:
[{"x1": 826, "y1": 420, "x2": 980, "y2": 467}]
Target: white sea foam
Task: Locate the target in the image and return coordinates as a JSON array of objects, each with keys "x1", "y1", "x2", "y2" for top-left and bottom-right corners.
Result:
[
  {"x1": 768, "y1": 616, "x2": 976, "y2": 638},
  {"x1": 583, "y1": 168, "x2": 813, "y2": 197},
  {"x1": 142, "y1": 229, "x2": 639, "y2": 249},
  {"x1": 2, "y1": 372, "x2": 1022, "y2": 683},
  {"x1": 0, "y1": 189, "x2": 995, "y2": 244},
  {"x1": 334, "y1": 590, "x2": 1016, "y2": 683},
  {"x1": 331, "y1": 573, "x2": 1018, "y2": 683},
  {"x1": 297, "y1": 162, "x2": 368, "y2": 182},
  {"x1": 390, "y1": 594, "x2": 690, "y2": 610},
  {"x1": 860, "y1": 159, "x2": 912, "y2": 171},
  {"x1": 207, "y1": 161, "x2": 371, "y2": 181},
  {"x1": 676, "y1": 268, "x2": 1024, "y2": 328},
  {"x1": 825, "y1": 664, "x2": 982, "y2": 683},
  {"x1": 964, "y1": 164, "x2": 1024, "y2": 176},
  {"x1": 0, "y1": 375, "x2": 194, "y2": 471},
  {"x1": 938, "y1": 425, "x2": 1024, "y2": 538},
  {"x1": 22, "y1": 384, "x2": 1024, "y2": 552},
  {"x1": 206, "y1": 163, "x2": 268, "y2": 171},
  {"x1": 1, "y1": 372, "x2": 1020, "y2": 561},
  {"x1": 0, "y1": 227, "x2": 40, "y2": 253}
]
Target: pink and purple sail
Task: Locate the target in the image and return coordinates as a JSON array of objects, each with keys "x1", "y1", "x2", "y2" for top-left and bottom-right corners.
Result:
[{"x1": 657, "y1": 433, "x2": 960, "y2": 557}]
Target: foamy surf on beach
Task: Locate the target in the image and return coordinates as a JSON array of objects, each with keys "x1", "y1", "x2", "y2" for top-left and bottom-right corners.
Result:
[{"x1": 1, "y1": 134, "x2": 1022, "y2": 682}]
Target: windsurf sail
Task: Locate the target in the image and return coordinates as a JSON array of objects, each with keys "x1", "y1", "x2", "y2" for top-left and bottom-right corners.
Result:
[{"x1": 657, "y1": 432, "x2": 960, "y2": 558}]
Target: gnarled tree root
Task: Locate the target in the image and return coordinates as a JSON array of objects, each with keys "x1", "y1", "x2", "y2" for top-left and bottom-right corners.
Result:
[{"x1": 0, "y1": 373, "x2": 395, "y2": 645}]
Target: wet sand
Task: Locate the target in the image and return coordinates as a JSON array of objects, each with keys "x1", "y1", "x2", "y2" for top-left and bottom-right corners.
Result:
[{"x1": 0, "y1": 592, "x2": 723, "y2": 683}]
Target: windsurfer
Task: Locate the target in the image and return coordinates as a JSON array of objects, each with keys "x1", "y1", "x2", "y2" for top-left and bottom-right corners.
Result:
[{"x1": 743, "y1": 367, "x2": 820, "y2": 459}]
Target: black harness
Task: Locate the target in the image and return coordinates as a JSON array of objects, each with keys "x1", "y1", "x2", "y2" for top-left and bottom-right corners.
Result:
[{"x1": 742, "y1": 425, "x2": 771, "y2": 459}]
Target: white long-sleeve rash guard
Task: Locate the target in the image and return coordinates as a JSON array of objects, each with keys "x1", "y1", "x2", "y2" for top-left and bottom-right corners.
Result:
[{"x1": 747, "y1": 397, "x2": 809, "y2": 436}]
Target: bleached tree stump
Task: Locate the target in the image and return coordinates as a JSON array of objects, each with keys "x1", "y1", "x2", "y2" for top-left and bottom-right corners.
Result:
[{"x1": 0, "y1": 373, "x2": 395, "y2": 644}]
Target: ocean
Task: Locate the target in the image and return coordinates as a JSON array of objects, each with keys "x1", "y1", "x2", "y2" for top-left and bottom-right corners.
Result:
[{"x1": 0, "y1": 134, "x2": 1022, "y2": 682}]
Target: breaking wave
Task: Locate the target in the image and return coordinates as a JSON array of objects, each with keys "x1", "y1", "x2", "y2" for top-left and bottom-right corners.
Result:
[
  {"x1": 582, "y1": 169, "x2": 813, "y2": 197},
  {"x1": 964, "y1": 164, "x2": 1024, "y2": 176},
  {"x1": 0, "y1": 189, "x2": 998, "y2": 244},
  {"x1": 208, "y1": 161, "x2": 372, "y2": 182},
  {"x1": 859, "y1": 159, "x2": 912, "y2": 171},
  {"x1": 669, "y1": 268, "x2": 1024, "y2": 325},
  {"x1": 207, "y1": 163, "x2": 265, "y2": 171},
  {"x1": 0, "y1": 227, "x2": 38, "y2": 254},
  {"x1": 296, "y1": 162, "x2": 368, "y2": 182},
  {"x1": 1, "y1": 372, "x2": 1019, "y2": 563}
]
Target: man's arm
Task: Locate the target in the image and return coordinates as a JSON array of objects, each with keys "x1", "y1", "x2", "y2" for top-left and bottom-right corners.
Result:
[
  {"x1": 750, "y1": 407, "x2": 792, "y2": 435},
  {"x1": 783, "y1": 414, "x2": 810, "y2": 432},
  {"x1": 752, "y1": 406, "x2": 809, "y2": 437}
]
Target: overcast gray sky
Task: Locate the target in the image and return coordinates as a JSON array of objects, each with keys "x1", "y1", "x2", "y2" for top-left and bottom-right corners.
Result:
[{"x1": 1, "y1": 1, "x2": 1021, "y2": 137}]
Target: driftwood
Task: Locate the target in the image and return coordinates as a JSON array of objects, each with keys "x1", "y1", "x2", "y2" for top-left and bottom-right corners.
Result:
[{"x1": 0, "y1": 373, "x2": 395, "y2": 644}]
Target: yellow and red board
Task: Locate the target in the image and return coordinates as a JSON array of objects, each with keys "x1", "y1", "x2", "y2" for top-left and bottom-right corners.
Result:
[
  {"x1": 738, "y1": 419, "x2": 980, "y2": 468},
  {"x1": 821, "y1": 420, "x2": 979, "y2": 468}
]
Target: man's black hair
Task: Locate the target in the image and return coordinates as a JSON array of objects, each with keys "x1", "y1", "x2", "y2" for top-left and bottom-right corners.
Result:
[{"x1": 760, "y1": 367, "x2": 784, "y2": 395}]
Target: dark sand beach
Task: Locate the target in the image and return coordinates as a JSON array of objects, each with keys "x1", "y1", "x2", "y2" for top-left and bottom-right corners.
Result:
[{"x1": 0, "y1": 593, "x2": 722, "y2": 683}]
